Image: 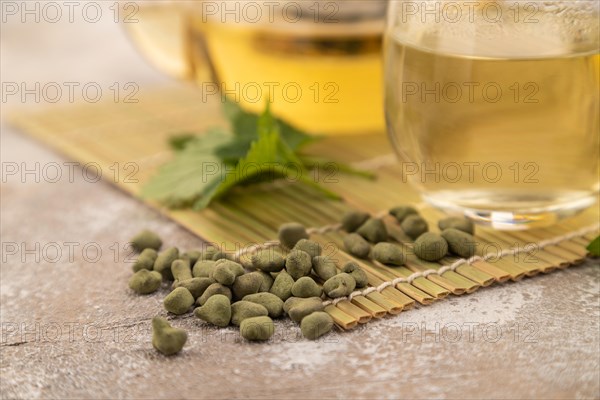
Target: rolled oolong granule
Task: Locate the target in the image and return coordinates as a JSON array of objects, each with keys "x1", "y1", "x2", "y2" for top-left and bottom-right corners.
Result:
[
  {"x1": 251, "y1": 249, "x2": 285, "y2": 273},
  {"x1": 171, "y1": 259, "x2": 192, "y2": 282},
  {"x1": 344, "y1": 233, "x2": 371, "y2": 259},
  {"x1": 163, "y1": 287, "x2": 195, "y2": 315},
  {"x1": 312, "y1": 256, "x2": 338, "y2": 281},
  {"x1": 356, "y1": 218, "x2": 388, "y2": 243},
  {"x1": 269, "y1": 271, "x2": 295, "y2": 301},
  {"x1": 243, "y1": 292, "x2": 284, "y2": 318},
  {"x1": 230, "y1": 301, "x2": 269, "y2": 326},
  {"x1": 194, "y1": 294, "x2": 232, "y2": 327},
  {"x1": 197, "y1": 283, "x2": 232, "y2": 306},
  {"x1": 285, "y1": 249, "x2": 312, "y2": 280},
  {"x1": 341, "y1": 262, "x2": 368, "y2": 288},
  {"x1": 413, "y1": 232, "x2": 449, "y2": 262},
  {"x1": 372, "y1": 242, "x2": 406, "y2": 266},
  {"x1": 389, "y1": 206, "x2": 418, "y2": 223},
  {"x1": 341, "y1": 210, "x2": 370, "y2": 232},
  {"x1": 441, "y1": 228, "x2": 477, "y2": 258},
  {"x1": 192, "y1": 260, "x2": 217, "y2": 278},
  {"x1": 240, "y1": 316, "x2": 275, "y2": 341},
  {"x1": 255, "y1": 271, "x2": 274, "y2": 292},
  {"x1": 438, "y1": 217, "x2": 475, "y2": 235},
  {"x1": 132, "y1": 248, "x2": 158, "y2": 272},
  {"x1": 293, "y1": 239, "x2": 322, "y2": 259},
  {"x1": 232, "y1": 272, "x2": 263, "y2": 300},
  {"x1": 343, "y1": 233, "x2": 371, "y2": 259},
  {"x1": 323, "y1": 273, "x2": 356, "y2": 298},
  {"x1": 287, "y1": 297, "x2": 325, "y2": 323},
  {"x1": 211, "y1": 260, "x2": 244, "y2": 286},
  {"x1": 154, "y1": 247, "x2": 179, "y2": 280},
  {"x1": 291, "y1": 276, "x2": 323, "y2": 298},
  {"x1": 151, "y1": 316, "x2": 187, "y2": 356},
  {"x1": 278, "y1": 222, "x2": 309, "y2": 250},
  {"x1": 128, "y1": 269, "x2": 162, "y2": 294},
  {"x1": 400, "y1": 215, "x2": 429, "y2": 240},
  {"x1": 301, "y1": 311, "x2": 334, "y2": 340},
  {"x1": 211, "y1": 251, "x2": 231, "y2": 261},
  {"x1": 172, "y1": 277, "x2": 215, "y2": 299},
  {"x1": 130, "y1": 229, "x2": 162, "y2": 252},
  {"x1": 181, "y1": 250, "x2": 202, "y2": 265},
  {"x1": 283, "y1": 296, "x2": 304, "y2": 315}
]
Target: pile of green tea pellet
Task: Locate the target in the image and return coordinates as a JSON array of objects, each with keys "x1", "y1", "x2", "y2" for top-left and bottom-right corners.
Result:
[
  {"x1": 127, "y1": 228, "x2": 374, "y2": 354},
  {"x1": 129, "y1": 209, "x2": 478, "y2": 355},
  {"x1": 340, "y1": 207, "x2": 477, "y2": 264}
]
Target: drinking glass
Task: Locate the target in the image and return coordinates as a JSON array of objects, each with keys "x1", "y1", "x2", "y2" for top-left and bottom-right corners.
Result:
[{"x1": 385, "y1": 0, "x2": 599, "y2": 229}]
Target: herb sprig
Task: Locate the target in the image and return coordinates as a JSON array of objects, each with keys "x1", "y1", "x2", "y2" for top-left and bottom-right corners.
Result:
[{"x1": 142, "y1": 101, "x2": 373, "y2": 209}]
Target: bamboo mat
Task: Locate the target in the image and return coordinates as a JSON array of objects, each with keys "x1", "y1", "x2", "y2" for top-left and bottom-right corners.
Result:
[{"x1": 9, "y1": 85, "x2": 599, "y2": 330}]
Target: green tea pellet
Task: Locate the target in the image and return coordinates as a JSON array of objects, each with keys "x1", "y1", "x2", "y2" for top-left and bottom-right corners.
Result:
[
  {"x1": 343, "y1": 233, "x2": 371, "y2": 259},
  {"x1": 341, "y1": 211, "x2": 370, "y2": 232},
  {"x1": 151, "y1": 317, "x2": 187, "y2": 356},
  {"x1": 251, "y1": 249, "x2": 285, "y2": 273},
  {"x1": 389, "y1": 206, "x2": 418, "y2": 223},
  {"x1": 301, "y1": 311, "x2": 333, "y2": 340},
  {"x1": 130, "y1": 229, "x2": 162, "y2": 252},
  {"x1": 232, "y1": 272, "x2": 263, "y2": 300},
  {"x1": 400, "y1": 215, "x2": 428, "y2": 240},
  {"x1": 211, "y1": 260, "x2": 244, "y2": 286},
  {"x1": 291, "y1": 277, "x2": 322, "y2": 298},
  {"x1": 283, "y1": 296, "x2": 304, "y2": 315},
  {"x1": 285, "y1": 249, "x2": 312, "y2": 280},
  {"x1": 278, "y1": 223, "x2": 309, "y2": 250},
  {"x1": 231, "y1": 301, "x2": 269, "y2": 326},
  {"x1": 342, "y1": 262, "x2": 368, "y2": 288},
  {"x1": 243, "y1": 292, "x2": 284, "y2": 318},
  {"x1": 438, "y1": 217, "x2": 475, "y2": 235},
  {"x1": 213, "y1": 251, "x2": 232, "y2": 261},
  {"x1": 269, "y1": 271, "x2": 294, "y2": 301},
  {"x1": 181, "y1": 250, "x2": 202, "y2": 265},
  {"x1": 172, "y1": 277, "x2": 215, "y2": 299},
  {"x1": 132, "y1": 248, "x2": 158, "y2": 272},
  {"x1": 414, "y1": 232, "x2": 449, "y2": 262},
  {"x1": 128, "y1": 269, "x2": 162, "y2": 294},
  {"x1": 171, "y1": 259, "x2": 192, "y2": 282},
  {"x1": 356, "y1": 218, "x2": 388, "y2": 243},
  {"x1": 154, "y1": 247, "x2": 179, "y2": 280},
  {"x1": 323, "y1": 273, "x2": 356, "y2": 298},
  {"x1": 163, "y1": 287, "x2": 194, "y2": 315},
  {"x1": 287, "y1": 297, "x2": 325, "y2": 323},
  {"x1": 372, "y1": 243, "x2": 406, "y2": 266},
  {"x1": 194, "y1": 294, "x2": 231, "y2": 327},
  {"x1": 256, "y1": 271, "x2": 274, "y2": 292},
  {"x1": 192, "y1": 260, "x2": 217, "y2": 278},
  {"x1": 441, "y1": 228, "x2": 477, "y2": 258},
  {"x1": 197, "y1": 283, "x2": 232, "y2": 306},
  {"x1": 312, "y1": 256, "x2": 338, "y2": 281},
  {"x1": 240, "y1": 316, "x2": 274, "y2": 341},
  {"x1": 293, "y1": 239, "x2": 322, "y2": 259},
  {"x1": 218, "y1": 259, "x2": 245, "y2": 275}
]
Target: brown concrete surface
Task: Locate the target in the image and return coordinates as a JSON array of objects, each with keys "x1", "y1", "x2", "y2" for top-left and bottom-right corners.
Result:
[{"x1": 2, "y1": 9, "x2": 600, "y2": 400}]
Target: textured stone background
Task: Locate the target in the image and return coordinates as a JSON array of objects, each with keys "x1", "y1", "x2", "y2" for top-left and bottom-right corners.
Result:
[{"x1": 1, "y1": 8, "x2": 599, "y2": 399}]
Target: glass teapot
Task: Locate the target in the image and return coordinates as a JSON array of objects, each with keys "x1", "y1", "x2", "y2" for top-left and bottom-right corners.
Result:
[{"x1": 125, "y1": 0, "x2": 388, "y2": 135}]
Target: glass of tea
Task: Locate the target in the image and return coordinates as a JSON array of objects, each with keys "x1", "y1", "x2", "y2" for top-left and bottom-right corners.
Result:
[
  {"x1": 124, "y1": 0, "x2": 387, "y2": 135},
  {"x1": 385, "y1": 0, "x2": 599, "y2": 229}
]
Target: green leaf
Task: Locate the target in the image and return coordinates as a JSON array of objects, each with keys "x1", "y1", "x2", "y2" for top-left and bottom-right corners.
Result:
[
  {"x1": 168, "y1": 133, "x2": 198, "y2": 151},
  {"x1": 222, "y1": 99, "x2": 316, "y2": 152},
  {"x1": 587, "y1": 235, "x2": 600, "y2": 257},
  {"x1": 193, "y1": 119, "x2": 339, "y2": 209},
  {"x1": 141, "y1": 130, "x2": 232, "y2": 207}
]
